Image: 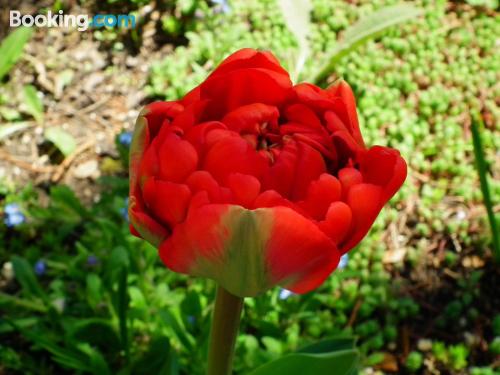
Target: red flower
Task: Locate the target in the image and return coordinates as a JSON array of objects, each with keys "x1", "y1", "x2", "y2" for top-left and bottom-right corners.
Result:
[{"x1": 129, "y1": 48, "x2": 406, "y2": 297}]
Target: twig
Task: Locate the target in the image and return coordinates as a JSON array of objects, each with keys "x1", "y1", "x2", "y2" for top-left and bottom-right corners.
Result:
[
  {"x1": 51, "y1": 140, "x2": 94, "y2": 183},
  {"x1": 0, "y1": 149, "x2": 53, "y2": 173},
  {"x1": 347, "y1": 298, "x2": 362, "y2": 327}
]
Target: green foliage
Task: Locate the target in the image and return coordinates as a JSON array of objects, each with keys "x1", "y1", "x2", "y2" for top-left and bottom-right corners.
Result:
[
  {"x1": 1, "y1": 0, "x2": 499, "y2": 373},
  {"x1": 0, "y1": 27, "x2": 33, "y2": 81},
  {"x1": 248, "y1": 337, "x2": 358, "y2": 375},
  {"x1": 405, "y1": 351, "x2": 423, "y2": 372},
  {"x1": 44, "y1": 127, "x2": 77, "y2": 157},
  {"x1": 313, "y1": 4, "x2": 423, "y2": 84},
  {"x1": 22, "y1": 84, "x2": 44, "y2": 124},
  {"x1": 471, "y1": 112, "x2": 500, "y2": 261}
]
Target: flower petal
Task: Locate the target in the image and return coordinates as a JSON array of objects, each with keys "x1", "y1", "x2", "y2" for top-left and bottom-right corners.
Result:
[
  {"x1": 340, "y1": 183, "x2": 383, "y2": 253},
  {"x1": 157, "y1": 132, "x2": 199, "y2": 183},
  {"x1": 203, "y1": 135, "x2": 268, "y2": 184},
  {"x1": 327, "y1": 80, "x2": 364, "y2": 146},
  {"x1": 265, "y1": 207, "x2": 340, "y2": 294},
  {"x1": 159, "y1": 204, "x2": 338, "y2": 297},
  {"x1": 300, "y1": 173, "x2": 341, "y2": 220},
  {"x1": 143, "y1": 101, "x2": 184, "y2": 137},
  {"x1": 200, "y1": 68, "x2": 292, "y2": 119},
  {"x1": 129, "y1": 196, "x2": 169, "y2": 247},
  {"x1": 227, "y1": 173, "x2": 261, "y2": 208},
  {"x1": 222, "y1": 103, "x2": 279, "y2": 133},
  {"x1": 319, "y1": 201, "x2": 352, "y2": 244},
  {"x1": 208, "y1": 48, "x2": 290, "y2": 79},
  {"x1": 359, "y1": 146, "x2": 407, "y2": 201},
  {"x1": 142, "y1": 178, "x2": 192, "y2": 228}
]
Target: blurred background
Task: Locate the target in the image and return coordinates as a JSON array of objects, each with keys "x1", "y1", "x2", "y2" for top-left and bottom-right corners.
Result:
[{"x1": 0, "y1": 0, "x2": 498, "y2": 374}]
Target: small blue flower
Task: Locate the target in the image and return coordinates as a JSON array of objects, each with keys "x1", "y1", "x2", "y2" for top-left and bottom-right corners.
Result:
[
  {"x1": 87, "y1": 255, "x2": 99, "y2": 266},
  {"x1": 120, "y1": 197, "x2": 129, "y2": 222},
  {"x1": 338, "y1": 254, "x2": 349, "y2": 270},
  {"x1": 187, "y1": 315, "x2": 196, "y2": 325},
  {"x1": 118, "y1": 132, "x2": 133, "y2": 147},
  {"x1": 279, "y1": 288, "x2": 295, "y2": 300},
  {"x1": 34, "y1": 260, "x2": 46, "y2": 276},
  {"x1": 212, "y1": 0, "x2": 230, "y2": 14},
  {"x1": 4, "y1": 203, "x2": 25, "y2": 227}
]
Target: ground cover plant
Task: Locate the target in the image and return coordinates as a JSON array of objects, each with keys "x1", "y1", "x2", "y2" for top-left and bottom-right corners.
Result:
[{"x1": 0, "y1": 0, "x2": 499, "y2": 374}]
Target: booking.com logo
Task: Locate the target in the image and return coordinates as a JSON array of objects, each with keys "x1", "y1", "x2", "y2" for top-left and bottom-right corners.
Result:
[{"x1": 9, "y1": 10, "x2": 136, "y2": 31}]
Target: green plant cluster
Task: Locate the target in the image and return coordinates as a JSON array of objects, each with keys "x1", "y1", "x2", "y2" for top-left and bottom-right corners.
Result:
[{"x1": 1, "y1": 0, "x2": 499, "y2": 374}]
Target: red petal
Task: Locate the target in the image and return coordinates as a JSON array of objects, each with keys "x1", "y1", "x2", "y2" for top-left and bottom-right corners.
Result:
[
  {"x1": 130, "y1": 115, "x2": 151, "y2": 197},
  {"x1": 222, "y1": 103, "x2": 279, "y2": 133},
  {"x1": 184, "y1": 121, "x2": 227, "y2": 155},
  {"x1": 291, "y1": 141, "x2": 326, "y2": 200},
  {"x1": 200, "y1": 68, "x2": 292, "y2": 119},
  {"x1": 186, "y1": 170, "x2": 223, "y2": 203},
  {"x1": 359, "y1": 146, "x2": 407, "y2": 201},
  {"x1": 144, "y1": 101, "x2": 184, "y2": 137},
  {"x1": 338, "y1": 167, "x2": 363, "y2": 198},
  {"x1": 327, "y1": 80, "x2": 364, "y2": 146},
  {"x1": 129, "y1": 196, "x2": 169, "y2": 248},
  {"x1": 226, "y1": 173, "x2": 261, "y2": 208},
  {"x1": 284, "y1": 103, "x2": 324, "y2": 131},
  {"x1": 300, "y1": 173, "x2": 341, "y2": 220},
  {"x1": 142, "y1": 178, "x2": 192, "y2": 228},
  {"x1": 319, "y1": 201, "x2": 352, "y2": 244},
  {"x1": 203, "y1": 135, "x2": 268, "y2": 184},
  {"x1": 261, "y1": 140, "x2": 298, "y2": 196},
  {"x1": 138, "y1": 144, "x2": 159, "y2": 185},
  {"x1": 159, "y1": 204, "x2": 232, "y2": 275},
  {"x1": 209, "y1": 48, "x2": 289, "y2": 79},
  {"x1": 170, "y1": 100, "x2": 208, "y2": 133},
  {"x1": 265, "y1": 207, "x2": 340, "y2": 294},
  {"x1": 157, "y1": 132, "x2": 198, "y2": 183},
  {"x1": 340, "y1": 183, "x2": 383, "y2": 253}
]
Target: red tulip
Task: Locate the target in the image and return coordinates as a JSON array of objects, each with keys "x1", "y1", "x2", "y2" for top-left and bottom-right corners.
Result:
[{"x1": 129, "y1": 48, "x2": 406, "y2": 297}]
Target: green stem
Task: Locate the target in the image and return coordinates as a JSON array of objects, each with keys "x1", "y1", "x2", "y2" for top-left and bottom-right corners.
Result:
[
  {"x1": 471, "y1": 112, "x2": 500, "y2": 261},
  {"x1": 207, "y1": 286, "x2": 244, "y2": 375}
]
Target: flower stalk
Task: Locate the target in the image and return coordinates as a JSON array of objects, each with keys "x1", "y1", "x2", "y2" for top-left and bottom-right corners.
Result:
[{"x1": 207, "y1": 286, "x2": 244, "y2": 375}]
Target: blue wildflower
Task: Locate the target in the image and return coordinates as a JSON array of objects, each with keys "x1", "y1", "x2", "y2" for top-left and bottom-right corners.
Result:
[
  {"x1": 4, "y1": 203, "x2": 25, "y2": 227},
  {"x1": 120, "y1": 197, "x2": 129, "y2": 222},
  {"x1": 87, "y1": 255, "x2": 99, "y2": 266},
  {"x1": 279, "y1": 288, "x2": 295, "y2": 300},
  {"x1": 187, "y1": 315, "x2": 196, "y2": 325},
  {"x1": 118, "y1": 132, "x2": 133, "y2": 147},
  {"x1": 338, "y1": 254, "x2": 349, "y2": 270},
  {"x1": 34, "y1": 260, "x2": 46, "y2": 276}
]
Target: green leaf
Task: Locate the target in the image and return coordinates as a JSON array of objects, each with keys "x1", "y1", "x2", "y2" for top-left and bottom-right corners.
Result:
[
  {"x1": 117, "y1": 266, "x2": 129, "y2": 360},
  {"x1": 159, "y1": 308, "x2": 195, "y2": 352},
  {"x1": 86, "y1": 273, "x2": 103, "y2": 309},
  {"x1": 471, "y1": 112, "x2": 500, "y2": 261},
  {"x1": 49, "y1": 185, "x2": 87, "y2": 220},
  {"x1": 297, "y1": 336, "x2": 357, "y2": 354},
  {"x1": 313, "y1": 4, "x2": 423, "y2": 84},
  {"x1": 277, "y1": 0, "x2": 312, "y2": 82},
  {"x1": 0, "y1": 122, "x2": 32, "y2": 141},
  {"x1": 22, "y1": 84, "x2": 44, "y2": 123},
  {"x1": 77, "y1": 343, "x2": 112, "y2": 375},
  {"x1": 0, "y1": 27, "x2": 33, "y2": 81},
  {"x1": 11, "y1": 256, "x2": 46, "y2": 300},
  {"x1": 248, "y1": 349, "x2": 358, "y2": 375},
  {"x1": 44, "y1": 127, "x2": 77, "y2": 156},
  {"x1": 0, "y1": 317, "x2": 37, "y2": 334},
  {"x1": 131, "y1": 336, "x2": 179, "y2": 375},
  {"x1": 69, "y1": 318, "x2": 121, "y2": 352},
  {"x1": 248, "y1": 336, "x2": 358, "y2": 375},
  {"x1": 6, "y1": 319, "x2": 92, "y2": 373}
]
